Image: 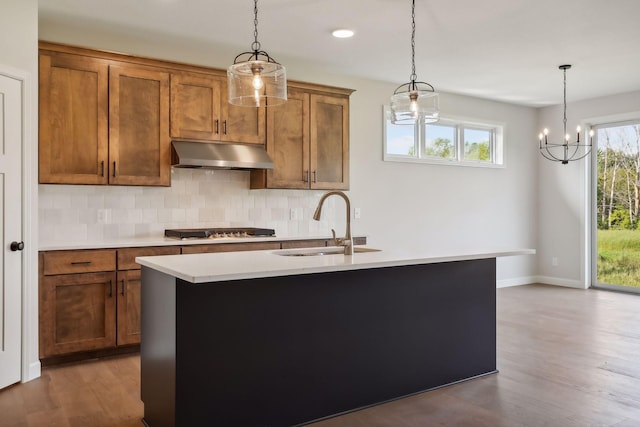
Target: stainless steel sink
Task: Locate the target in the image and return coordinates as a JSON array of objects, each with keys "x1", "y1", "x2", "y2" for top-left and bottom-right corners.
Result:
[{"x1": 276, "y1": 247, "x2": 381, "y2": 257}]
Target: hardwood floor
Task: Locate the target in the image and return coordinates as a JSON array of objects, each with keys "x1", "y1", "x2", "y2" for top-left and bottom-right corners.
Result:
[{"x1": 1, "y1": 284, "x2": 639, "y2": 426}]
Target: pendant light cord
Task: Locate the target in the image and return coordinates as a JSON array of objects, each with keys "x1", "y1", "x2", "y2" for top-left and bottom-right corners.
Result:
[
  {"x1": 563, "y1": 67, "x2": 568, "y2": 139},
  {"x1": 252, "y1": 0, "x2": 261, "y2": 52},
  {"x1": 410, "y1": 0, "x2": 417, "y2": 86}
]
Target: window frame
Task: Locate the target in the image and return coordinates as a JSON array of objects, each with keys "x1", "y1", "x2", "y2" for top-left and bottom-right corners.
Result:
[{"x1": 383, "y1": 107, "x2": 505, "y2": 168}]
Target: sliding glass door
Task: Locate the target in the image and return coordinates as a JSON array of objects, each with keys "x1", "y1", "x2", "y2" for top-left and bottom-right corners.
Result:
[{"x1": 593, "y1": 120, "x2": 640, "y2": 293}]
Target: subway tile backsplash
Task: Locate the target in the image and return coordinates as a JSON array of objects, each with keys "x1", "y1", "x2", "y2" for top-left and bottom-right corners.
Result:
[{"x1": 39, "y1": 168, "x2": 337, "y2": 243}]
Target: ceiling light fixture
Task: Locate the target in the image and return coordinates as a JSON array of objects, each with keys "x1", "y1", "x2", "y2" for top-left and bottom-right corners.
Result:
[
  {"x1": 228, "y1": 0, "x2": 287, "y2": 107},
  {"x1": 332, "y1": 29, "x2": 354, "y2": 38},
  {"x1": 390, "y1": 0, "x2": 439, "y2": 125},
  {"x1": 539, "y1": 65, "x2": 593, "y2": 164}
]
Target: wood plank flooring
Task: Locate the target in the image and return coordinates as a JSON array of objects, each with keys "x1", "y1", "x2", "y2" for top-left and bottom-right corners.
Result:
[{"x1": 1, "y1": 284, "x2": 639, "y2": 426}]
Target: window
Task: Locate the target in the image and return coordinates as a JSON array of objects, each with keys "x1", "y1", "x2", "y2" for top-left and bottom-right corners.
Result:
[{"x1": 383, "y1": 107, "x2": 504, "y2": 167}]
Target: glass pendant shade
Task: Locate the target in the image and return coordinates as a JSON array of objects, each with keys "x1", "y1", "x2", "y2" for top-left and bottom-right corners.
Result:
[
  {"x1": 227, "y1": 0, "x2": 287, "y2": 107},
  {"x1": 390, "y1": 82, "x2": 439, "y2": 125},
  {"x1": 389, "y1": 0, "x2": 439, "y2": 125},
  {"x1": 228, "y1": 55, "x2": 287, "y2": 107}
]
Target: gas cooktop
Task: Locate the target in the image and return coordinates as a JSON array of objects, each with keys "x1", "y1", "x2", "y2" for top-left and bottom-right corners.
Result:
[{"x1": 164, "y1": 227, "x2": 276, "y2": 240}]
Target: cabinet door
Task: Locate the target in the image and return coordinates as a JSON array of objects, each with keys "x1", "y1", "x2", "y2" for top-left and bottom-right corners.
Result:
[
  {"x1": 170, "y1": 72, "x2": 222, "y2": 141},
  {"x1": 40, "y1": 272, "x2": 117, "y2": 357},
  {"x1": 310, "y1": 94, "x2": 349, "y2": 190},
  {"x1": 39, "y1": 51, "x2": 109, "y2": 184},
  {"x1": 116, "y1": 270, "x2": 142, "y2": 346},
  {"x1": 109, "y1": 64, "x2": 171, "y2": 186},
  {"x1": 264, "y1": 88, "x2": 310, "y2": 189},
  {"x1": 220, "y1": 82, "x2": 266, "y2": 144}
]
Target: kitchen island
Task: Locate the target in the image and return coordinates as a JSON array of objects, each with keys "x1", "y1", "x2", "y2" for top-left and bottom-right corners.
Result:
[{"x1": 137, "y1": 246, "x2": 534, "y2": 427}]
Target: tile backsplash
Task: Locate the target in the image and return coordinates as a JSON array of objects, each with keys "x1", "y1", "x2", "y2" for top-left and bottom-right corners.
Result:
[{"x1": 39, "y1": 168, "x2": 337, "y2": 243}]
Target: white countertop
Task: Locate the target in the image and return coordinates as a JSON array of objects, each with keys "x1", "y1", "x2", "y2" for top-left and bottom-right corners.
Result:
[
  {"x1": 136, "y1": 246, "x2": 535, "y2": 284},
  {"x1": 38, "y1": 234, "x2": 340, "y2": 251}
]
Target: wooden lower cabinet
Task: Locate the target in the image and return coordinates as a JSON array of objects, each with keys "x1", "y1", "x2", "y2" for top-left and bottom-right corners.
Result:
[
  {"x1": 40, "y1": 271, "x2": 117, "y2": 357},
  {"x1": 181, "y1": 241, "x2": 280, "y2": 254},
  {"x1": 39, "y1": 246, "x2": 179, "y2": 360},
  {"x1": 39, "y1": 239, "x2": 366, "y2": 362},
  {"x1": 116, "y1": 270, "x2": 142, "y2": 346}
]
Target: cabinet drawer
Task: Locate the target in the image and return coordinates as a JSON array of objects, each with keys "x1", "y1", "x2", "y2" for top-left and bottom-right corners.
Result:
[
  {"x1": 118, "y1": 246, "x2": 181, "y2": 271},
  {"x1": 181, "y1": 242, "x2": 280, "y2": 254},
  {"x1": 42, "y1": 249, "x2": 116, "y2": 275},
  {"x1": 280, "y1": 239, "x2": 329, "y2": 249}
]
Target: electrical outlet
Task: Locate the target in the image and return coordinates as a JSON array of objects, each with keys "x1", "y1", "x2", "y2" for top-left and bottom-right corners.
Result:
[
  {"x1": 551, "y1": 257, "x2": 558, "y2": 267},
  {"x1": 289, "y1": 208, "x2": 298, "y2": 221},
  {"x1": 354, "y1": 207, "x2": 361, "y2": 219}
]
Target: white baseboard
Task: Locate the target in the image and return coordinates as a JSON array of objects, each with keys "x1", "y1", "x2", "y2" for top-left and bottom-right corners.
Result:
[
  {"x1": 496, "y1": 276, "x2": 537, "y2": 288},
  {"x1": 23, "y1": 360, "x2": 41, "y2": 383},
  {"x1": 534, "y1": 275, "x2": 587, "y2": 289}
]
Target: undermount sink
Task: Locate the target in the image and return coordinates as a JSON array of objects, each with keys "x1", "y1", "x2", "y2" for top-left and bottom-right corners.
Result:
[{"x1": 276, "y1": 247, "x2": 382, "y2": 257}]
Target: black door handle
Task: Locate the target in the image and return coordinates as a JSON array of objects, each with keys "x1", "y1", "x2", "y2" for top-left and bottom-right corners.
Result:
[{"x1": 10, "y1": 241, "x2": 24, "y2": 251}]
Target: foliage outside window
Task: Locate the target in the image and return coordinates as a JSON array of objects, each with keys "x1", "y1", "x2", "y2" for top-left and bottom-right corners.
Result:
[
  {"x1": 383, "y1": 107, "x2": 504, "y2": 167},
  {"x1": 596, "y1": 121, "x2": 640, "y2": 231},
  {"x1": 595, "y1": 120, "x2": 640, "y2": 289}
]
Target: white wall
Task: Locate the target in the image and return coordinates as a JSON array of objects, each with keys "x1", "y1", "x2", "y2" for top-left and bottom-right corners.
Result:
[
  {"x1": 537, "y1": 90, "x2": 640, "y2": 288},
  {"x1": 0, "y1": 0, "x2": 40, "y2": 381},
  {"x1": 39, "y1": 17, "x2": 539, "y2": 285}
]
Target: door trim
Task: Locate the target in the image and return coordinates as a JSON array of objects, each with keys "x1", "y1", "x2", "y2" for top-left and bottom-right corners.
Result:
[
  {"x1": 587, "y1": 111, "x2": 640, "y2": 292},
  {"x1": 0, "y1": 63, "x2": 40, "y2": 382}
]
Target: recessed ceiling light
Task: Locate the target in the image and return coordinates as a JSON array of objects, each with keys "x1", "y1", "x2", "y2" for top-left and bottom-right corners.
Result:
[{"x1": 332, "y1": 29, "x2": 354, "y2": 39}]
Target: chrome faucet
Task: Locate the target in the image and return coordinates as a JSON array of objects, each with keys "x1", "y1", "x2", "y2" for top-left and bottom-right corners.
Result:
[{"x1": 313, "y1": 191, "x2": 353, "y2": 255}]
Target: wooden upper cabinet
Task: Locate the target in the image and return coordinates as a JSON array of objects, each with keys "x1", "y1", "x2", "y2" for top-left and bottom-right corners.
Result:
[
  {"x1": 170, "y1": 71, "x2": 265, "y2": 145},
  {"x1": 258, "y1": 87, "x2": 310, "y2": 189},
  {"x1": 39, "y1": 51, "x2": 109, "y2": 184},
  {"x1": 39, "y1": 45, "x2": 172, "y2": 186},
  {"x1": 109, "y1": 64, "x2": 171, "y2": 186},
  {"x1": 251, "y1": 85, "x2": 352, "y2": 190},
  {"x1": 310, "y1": 94, "x2": 349, "y2": 190},
  {"x1": 170, "y1": 72, "x2": 222, "y2": 141}
]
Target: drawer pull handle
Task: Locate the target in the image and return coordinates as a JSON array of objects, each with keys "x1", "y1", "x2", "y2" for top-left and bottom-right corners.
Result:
[
  {"x1": 113, "y1": 161, "x2": 117, "y2": 177},
  {"x1": 121, "y1": 280, "x2": 125, "y2": 296},
  {"x1": 100, "y1": 161, "x2": 105, "y2": 177},
  {"x1": 70, "y1": 261, "x2": 92, "y2": 266},
  {"x1": 108, "y1": 280, "x2": 113, "y2": 298},
  {"x1": 223, "y1": 120, "x2": 227, "y2": 135},
  {"x1": 215, "y1": 119, "x2": 219, "y2": 134},
  {"x1": 304, "y1": 170, "x2": 309, "y2": 183},
  {"x1": 313, "y1": 170, "x2": 317, "y2": 183}
]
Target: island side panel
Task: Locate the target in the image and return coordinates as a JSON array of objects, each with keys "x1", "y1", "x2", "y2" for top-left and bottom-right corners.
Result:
[
  {"x1": 140, "y1": 267, "x2": 177, "y2": 427},
  {"x1": 172, "y1": 258, "x2": 496, "y2": 427}
]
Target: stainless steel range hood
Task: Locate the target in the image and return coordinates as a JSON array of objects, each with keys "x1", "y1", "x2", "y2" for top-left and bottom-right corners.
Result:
[{"x1": 171, "y1": 140, "x2": 274, "y2": 170}]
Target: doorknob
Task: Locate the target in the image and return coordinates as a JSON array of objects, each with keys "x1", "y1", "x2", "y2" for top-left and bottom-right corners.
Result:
[{"x1": 10, "y1": 241, "x2": 24, "y2": 251}]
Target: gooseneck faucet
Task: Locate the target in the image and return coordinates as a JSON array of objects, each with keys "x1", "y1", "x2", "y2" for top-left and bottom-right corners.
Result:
[{"x1": 313, "y1": 191, "x2": 353, "y2": 255}]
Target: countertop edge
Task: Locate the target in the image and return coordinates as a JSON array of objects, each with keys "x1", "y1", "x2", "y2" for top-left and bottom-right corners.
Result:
[{"x1": 137, "y1": 248, "x2": 536, "y2": 284}]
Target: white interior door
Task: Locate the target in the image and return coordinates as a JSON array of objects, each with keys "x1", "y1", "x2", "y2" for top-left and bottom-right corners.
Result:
[{"x1": 0, "y1": 72, "x2": 23, "y2": 389}]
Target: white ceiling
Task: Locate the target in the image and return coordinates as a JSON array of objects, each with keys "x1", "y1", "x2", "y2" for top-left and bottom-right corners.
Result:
[{"x1": 38, "y1": 0, "x2": 640, "y2": 107}]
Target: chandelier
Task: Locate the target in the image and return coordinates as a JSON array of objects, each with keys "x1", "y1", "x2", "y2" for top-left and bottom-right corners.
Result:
[
  {"x1": 539, "y1": 65, "x2": 593, "y2": 164},
  {"x1": 227, "y1": 0, "x2": 287, "y2": 107},
  {"x1": 389, "y1": 0, "x2": 439, "y2": 125}
]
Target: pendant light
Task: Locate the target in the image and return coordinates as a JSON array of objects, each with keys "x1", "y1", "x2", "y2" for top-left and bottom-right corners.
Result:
[
  {"x1": 228, "y1": 0, "x2": 287, "y2": 107},
  {"x1": 539, "y1": 65, "x2": 593, "y2": 164},
  {"x1": 390, "y1": 0, "x2": 439, "y2": 125}
]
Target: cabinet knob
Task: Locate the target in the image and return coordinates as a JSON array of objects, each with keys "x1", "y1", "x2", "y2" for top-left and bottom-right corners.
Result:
[{"x1": 10, "y1": 241, "x2": 24, "y2": 251}]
